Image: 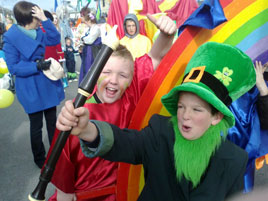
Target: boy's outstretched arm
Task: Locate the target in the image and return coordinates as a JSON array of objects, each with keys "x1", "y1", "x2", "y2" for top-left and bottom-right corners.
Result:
[
  {"x1": 56, "y1": 100, "x2": 98, "y2": 142},
  {"x1": 147, "y1": 14, "x2": 177, "y2": 70}
]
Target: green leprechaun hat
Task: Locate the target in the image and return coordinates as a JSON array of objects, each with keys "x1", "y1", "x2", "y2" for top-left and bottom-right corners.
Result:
[{"x1": 161, "y1": 42, "x2": 256, "y2": 128}]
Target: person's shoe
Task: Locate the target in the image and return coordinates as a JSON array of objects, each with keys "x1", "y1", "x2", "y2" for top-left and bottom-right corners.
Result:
[
  {"x1": 73, "y1": 78, "x2": 78, "y2": 82},
  {"x1": 67, "y1": 72, "x2": 73, "y2": 79}
]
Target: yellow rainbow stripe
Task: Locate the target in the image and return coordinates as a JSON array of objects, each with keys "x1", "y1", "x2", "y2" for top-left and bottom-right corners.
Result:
[{"x1": 210, "y1": 0, "x2": 268, "y2": 42}]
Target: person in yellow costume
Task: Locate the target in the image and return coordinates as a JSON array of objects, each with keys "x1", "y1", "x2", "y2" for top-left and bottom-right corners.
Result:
[{"x1": 120, "y1": 13, "x2": 152, "y2": 59}]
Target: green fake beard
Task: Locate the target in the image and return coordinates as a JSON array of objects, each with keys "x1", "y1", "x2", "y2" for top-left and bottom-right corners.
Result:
[{"x1": 171, "y1": 116, "x2": 229, "y2": 188}]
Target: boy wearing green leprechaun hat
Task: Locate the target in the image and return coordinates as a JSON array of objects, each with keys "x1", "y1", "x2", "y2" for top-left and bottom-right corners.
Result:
[{"x1": 56, "y1": 42, "x2": 256, "y2": 201}]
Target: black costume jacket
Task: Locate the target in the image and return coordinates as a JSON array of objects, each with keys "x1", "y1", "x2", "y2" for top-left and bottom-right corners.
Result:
[{"x1": 82, "y1": 114, "x2": 248, "y2": 201}]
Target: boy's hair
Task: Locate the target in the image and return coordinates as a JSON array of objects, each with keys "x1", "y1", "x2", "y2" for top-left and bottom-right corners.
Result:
[
  {"x1": 65, "y1": 37, "x2": 73, "y2": 45},
  {"x1": 112, "y1": 44, "x2": 133, "y2": 62},
  {"x1": 112, "y1": 45, "x2": 134, "y2": 74},
  {"x1": 13, "y1": 1, "x2": 38, "y2": 26}
]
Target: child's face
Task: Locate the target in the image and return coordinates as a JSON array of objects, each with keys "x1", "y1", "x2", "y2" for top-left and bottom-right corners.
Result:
[
  {"x1": 96, "y1": 56, "x2": 134, "y2": 103},
  {"x1": 176, "y1": 92, "x2": 222, "y2": 140},
  {"x1": 66, "y1": 39, "x2": 72, "y2": 46},
  {"x1": 125, "y1": 20, "x2": 137, "y2": 36}
]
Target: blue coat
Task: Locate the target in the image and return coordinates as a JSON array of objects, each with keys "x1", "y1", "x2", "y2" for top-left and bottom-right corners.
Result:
[{"x1": 3, "y1": 20, "x2": 64, "y2": 114}]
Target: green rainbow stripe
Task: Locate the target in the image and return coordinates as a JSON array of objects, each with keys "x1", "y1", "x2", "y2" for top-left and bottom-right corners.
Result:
[{"x1": 224, "y1": 9, "x2": 268, "y2": 46}]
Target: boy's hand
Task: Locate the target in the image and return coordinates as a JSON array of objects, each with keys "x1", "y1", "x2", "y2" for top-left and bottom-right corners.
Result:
[
  {"x1": 56, "y1": 100, "x2": 89, "y2": 136},
  {"x1": 147, "y1": 14, "x2": 177, "y2": 36}
]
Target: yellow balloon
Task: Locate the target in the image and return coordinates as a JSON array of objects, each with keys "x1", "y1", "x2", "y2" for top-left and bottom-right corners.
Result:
[
  {"x1": 0, "y1": 59, "x2": 8, "y2": 74},
  {"x1": 0, "y1": 89, "x2": 14, "y2": 108}
]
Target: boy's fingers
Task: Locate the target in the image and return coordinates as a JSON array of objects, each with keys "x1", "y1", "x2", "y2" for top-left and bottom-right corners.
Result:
[
  {"x1": 147, "y1": 14, "x2": 158, "y2": 27},
  {"x1": 147, "y1": 14, "x2": 176, "y2": 35},
  {"x1": 65, "y1": 100, "x2": 75, "y2": 113}
]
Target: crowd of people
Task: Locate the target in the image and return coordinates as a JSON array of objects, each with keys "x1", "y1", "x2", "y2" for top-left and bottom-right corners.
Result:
[{"x1": 0, "y1": 0, "x2": 268, "y2": 201}]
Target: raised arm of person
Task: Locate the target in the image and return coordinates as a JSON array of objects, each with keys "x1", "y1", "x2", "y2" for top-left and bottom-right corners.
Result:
[
  {"x1": 255, "y1": 61, "x2": 268, "y2": 96},
  {"x1": 33, "y1": 6, "x2": 61, "y2": 46},
  {"x1": 255, "y1": 61, "x2": 268, "y2": 130},
  {"x1": 147, "y1": 14, "x2": 177, "y2": 70}
]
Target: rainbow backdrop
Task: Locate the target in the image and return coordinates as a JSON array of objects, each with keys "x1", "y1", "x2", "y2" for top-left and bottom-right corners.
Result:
[{"x1": 120, "y1": 0, "x2": 268, "y2": 200}]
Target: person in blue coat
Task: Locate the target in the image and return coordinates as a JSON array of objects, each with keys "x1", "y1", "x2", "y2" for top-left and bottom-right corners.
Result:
[{"x1": 3, "y1": 1, "x2": 64, "y2": 169}]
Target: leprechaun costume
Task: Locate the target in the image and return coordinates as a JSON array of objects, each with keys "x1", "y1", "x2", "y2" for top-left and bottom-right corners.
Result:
[{"x1": 80, "y1": 42, "x2": 256, "y2": 201}]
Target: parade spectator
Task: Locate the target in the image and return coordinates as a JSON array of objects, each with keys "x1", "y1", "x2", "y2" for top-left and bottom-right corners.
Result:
[
  {"x1": 47, "y1": 14, "x2": 176, "y2": 201},
  {"x1": 56, "y1": 4, "x2": 73, "y2": 48},
  {"x1": 42, "y1": 10, "x2": 65, "y2": 63},
  {"x1": 79, "y1": 6, "x2": 102, "y2": 84},
  {"x1": 255, "y1": 61, "x2": 268, "y2": 129},
  {"x1": 68, "y1": 19, "x2": 77, "y2": 39},
  {"x1": 3, "y1": 1, "x2": 64, "y2": 169},
  {"x1": 69, "y1": 19, "x2": 75, "y2": 29},
  {"x1": 64, "y1": 36, "x2": 78, "y2": 82},
  {"x1": 50, "y1": 11, "x2": 69, "y2": 88},
  {"x1": 5, "y1": 16, "x2": 14, "y2": 31},
  {"x1": 120, "y1": 13, "x2": 152, "y2": 59},
  {"x1": 73, "y1": 19, "x2": 87, "y2": 53},
  {"x1": 56, "y1": 42, "x2": 256, "y2": 201},
  {"x1": 0, "y1": 15, "x2": 6, "y2": 50},
  {"x1": 52, "y1": 12, "x2": 61, "y2": 32}
]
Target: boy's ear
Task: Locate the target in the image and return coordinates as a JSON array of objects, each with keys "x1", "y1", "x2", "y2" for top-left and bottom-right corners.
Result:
[{"x1": 211, "y1": 112, "x2": 224, "y2": 126}]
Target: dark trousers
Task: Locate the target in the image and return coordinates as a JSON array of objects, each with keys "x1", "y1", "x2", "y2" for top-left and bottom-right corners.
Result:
[
  {"x1": 28, "y1": 107, "x2": 56, "y2": 165},
  {"x1": 66, "y1": 59, "x2": 76, "y2": 73}
]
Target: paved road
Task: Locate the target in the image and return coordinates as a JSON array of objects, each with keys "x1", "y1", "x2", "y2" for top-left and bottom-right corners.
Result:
[
  {"x1": 0, "y1": 78, "x2": 78, "y2": 200},
  {"x1": 0, "y1": 58, "x2": 268, "y2": 200}
]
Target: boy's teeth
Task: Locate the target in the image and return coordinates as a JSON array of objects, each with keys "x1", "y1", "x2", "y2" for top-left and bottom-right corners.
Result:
[{"x1": 107, "y1": 87, "x2": 116, "y2": 91}]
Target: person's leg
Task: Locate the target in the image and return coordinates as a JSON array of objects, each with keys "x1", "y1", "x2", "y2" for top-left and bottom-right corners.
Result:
[
  {"x1": 44, "y1": 106, "x2": 57, "y2": 145},
  {"x1": 28, "y1": 111, "x2": 46, "y2": 168},
  {"x1": 70, "y1": 60, "x2": 75, "y2": 73},
  {"x1": 66, "y1": 60, "x2": 73, "y2": 81},
  {"x1": 70, "y1": 60, "x2": 77, "y2": 81}
]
